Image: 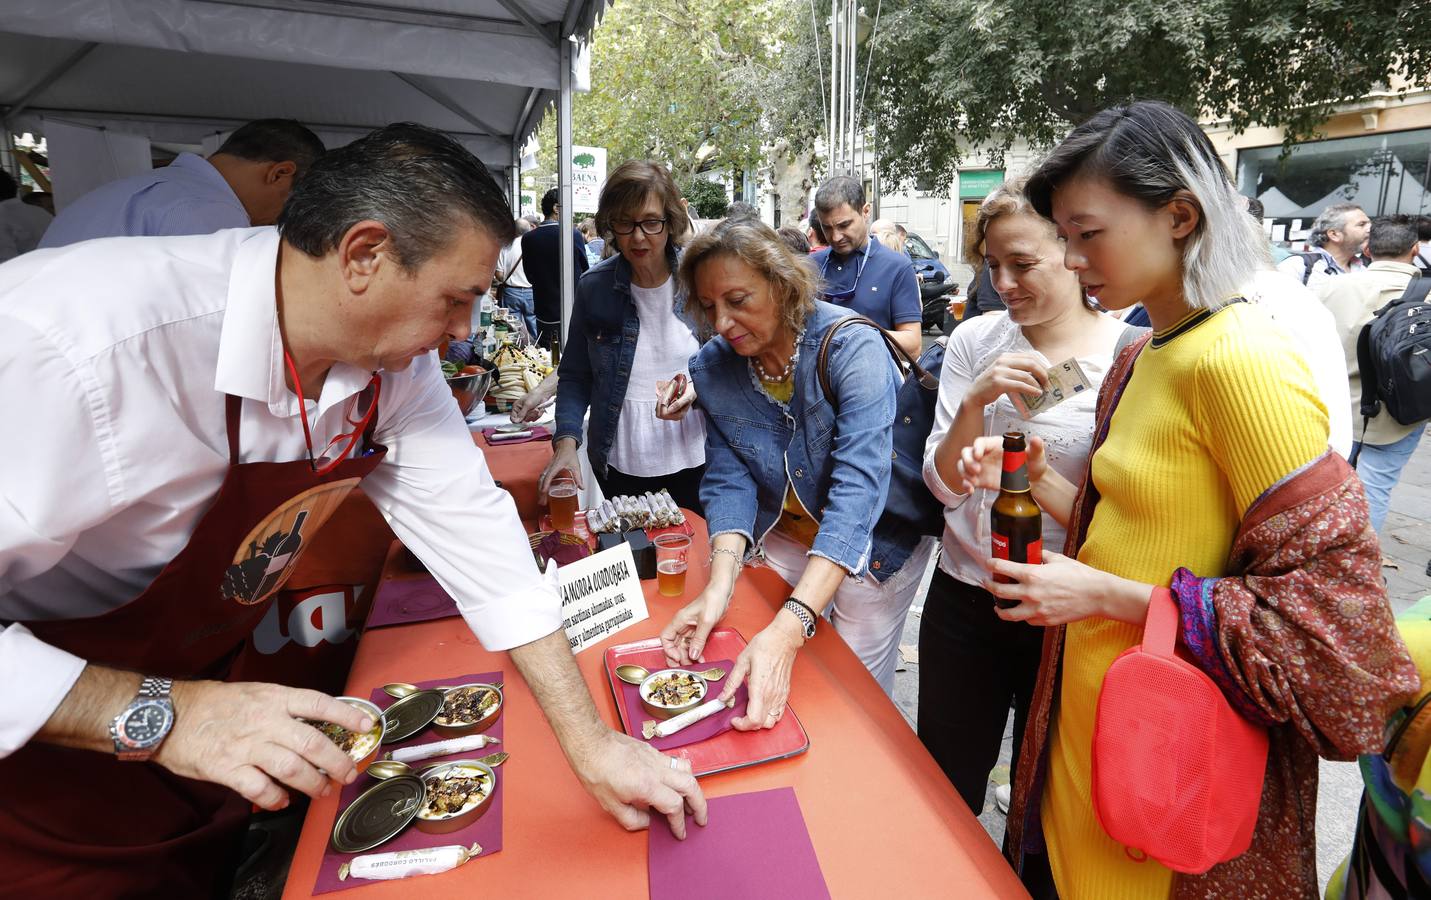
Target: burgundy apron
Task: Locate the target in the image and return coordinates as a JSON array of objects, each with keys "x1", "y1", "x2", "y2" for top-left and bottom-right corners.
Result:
[{"x1": 0, "y1": 388, "x2": 386, "y2": 898}]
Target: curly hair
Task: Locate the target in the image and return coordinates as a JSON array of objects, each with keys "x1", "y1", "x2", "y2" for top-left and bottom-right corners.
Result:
[{"x1": 678, "y1": 218, "x2": 817, "y2": 339}]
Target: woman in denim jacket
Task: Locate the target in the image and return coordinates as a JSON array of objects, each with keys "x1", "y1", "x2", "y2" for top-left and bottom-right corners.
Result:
[
  {"x1": 544, "y1": 162, "x2": 706, "y2": 511},
  {"x1": 659, "y1": 219, "x2": 936, "y2": 723}
]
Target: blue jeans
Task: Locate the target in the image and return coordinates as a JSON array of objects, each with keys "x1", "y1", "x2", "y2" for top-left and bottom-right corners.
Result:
[
  {"x1": 1353, "y1": 423, "x2": 1426, "y2": 533},
  {"x1": 500, "y1": 285, "x2": 537, "y2": 343}
]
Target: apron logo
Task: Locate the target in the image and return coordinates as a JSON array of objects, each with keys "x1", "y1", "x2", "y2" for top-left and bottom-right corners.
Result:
[
  {"x1": 251, "y1": 586, "x2": 364, "y2": 655},
  {"x1": 222, "y1": 479, "x2": 361, "y2": 606}
]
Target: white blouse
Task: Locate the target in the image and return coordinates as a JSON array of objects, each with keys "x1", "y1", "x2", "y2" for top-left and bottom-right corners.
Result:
[
  {"x1": 605, "y1": 277, "x2": 707, "y2": 477},
  {"x1": 921, "y1": 313, "x2": 1115, "y2": 586}
]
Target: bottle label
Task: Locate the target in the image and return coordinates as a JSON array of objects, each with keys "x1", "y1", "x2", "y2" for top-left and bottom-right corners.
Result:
[
  {"x1": 1002, "y1": 449, "x2": 1028, "y2": 473},
  {"x1": 991, "y1": 532, "x2": 1042, "y2": 585}
]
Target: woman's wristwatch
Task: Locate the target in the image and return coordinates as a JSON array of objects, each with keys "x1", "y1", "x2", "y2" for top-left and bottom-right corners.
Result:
[{"x1": 782, "y1": 598, "x2": 818, "y2": 640}]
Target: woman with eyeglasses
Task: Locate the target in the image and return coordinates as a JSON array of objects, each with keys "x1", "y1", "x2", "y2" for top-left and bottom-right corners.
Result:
[{"x1": 544, "y1": 161, "x2": 706, "y2": 513}]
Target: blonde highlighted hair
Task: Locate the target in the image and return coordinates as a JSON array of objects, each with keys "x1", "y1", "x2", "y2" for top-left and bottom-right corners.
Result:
[{"x1": 677, "y1": 218, "x2": 817, "y2": 339}]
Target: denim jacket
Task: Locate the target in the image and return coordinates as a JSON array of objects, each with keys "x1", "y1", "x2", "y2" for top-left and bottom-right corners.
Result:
[
  {"x1": 554, "y1": 246, "x2": 699, "y2": 476},
  {"x1": 690, "y1": 301, "x2": 918, "y2": 581}
]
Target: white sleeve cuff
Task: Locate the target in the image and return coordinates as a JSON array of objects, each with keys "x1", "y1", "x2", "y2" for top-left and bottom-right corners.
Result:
[
  {"x1": 922, "y1": 453, "x2": 971, "y2": 511},
  {"x1": 456, "y1": 562, "x2": 564, "y2": 652},
  {"x1": 0, "y1": 624, "x2": 87, "y2": 757}
]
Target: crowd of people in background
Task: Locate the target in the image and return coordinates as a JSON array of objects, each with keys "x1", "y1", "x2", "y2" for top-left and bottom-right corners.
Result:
[{"x1": 3, "y1": 99, "x2": 1430, "y2": 899}]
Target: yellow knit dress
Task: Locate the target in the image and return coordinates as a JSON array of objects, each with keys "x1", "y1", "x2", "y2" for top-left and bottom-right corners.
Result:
[{"x1": 1042, "y1": 302, "x2": 1329, "y2": 898}]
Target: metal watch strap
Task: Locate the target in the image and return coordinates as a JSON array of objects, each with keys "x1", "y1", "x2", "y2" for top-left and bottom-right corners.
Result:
[
  {"x1": 782, "y1": 598, "x2": 816, "y2": 639},
  {"x1": 138, "y1": 676, "x2": 172, "y2": 699}
]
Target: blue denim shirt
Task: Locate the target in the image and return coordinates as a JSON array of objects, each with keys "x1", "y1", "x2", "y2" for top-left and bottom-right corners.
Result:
[
  {"x1": 554, "y1": 246, "x2": 698, "y2": 476},
  {"x1": 691, "y1": 301, "x2": 917, "y2": 581}
]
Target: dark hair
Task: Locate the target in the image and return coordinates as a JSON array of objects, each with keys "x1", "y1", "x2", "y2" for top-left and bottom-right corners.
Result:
[
  {"x1": 0, "y1": 170, "x2": 16, "y2": 201},
  {"x1": 593, "y1": 160, "x2": 692, "y2": 248},
  {"x1": 1245, "y1": 197, "x2": 1264, "y2": 223},
  {"x1": 814, "y1": 176, "x2": 865, "y2": 213},
  {"x1": 215, "y1": 119, "x2": 326, "y2": 177},
  {"x1": 807, "y1": 214, "x2": 827, "y2": 245},
  {"x1": 1025, "y1": 100, "x2": 1268, "y2": 310},
  {"x1": 776, "y1": 225, "x2": 810, "y2": 254},
  {"x1": 1368, "y1": 215, "x2": 1419, "y2": 260},
  {"x1": 541, "y1": 188, "x2": 560, "y2": 218},
  {"x1": 1416, "y1": 215, "x2": 1431, "y2": 242},
  {"x1": 279, "y1": 122, "x2": 515, "y2": 271},
  {"x1": 726, "y1": 201, "x2": 759, "y2": 221}
]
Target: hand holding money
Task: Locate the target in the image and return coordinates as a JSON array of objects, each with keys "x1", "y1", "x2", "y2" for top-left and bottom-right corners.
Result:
[
  {"x1": 1010, "y1": 358, "x2": 1094, "y2": 418},
  {"x1": 966, "y1": 352, "x2": 1050, "y2": 411}
]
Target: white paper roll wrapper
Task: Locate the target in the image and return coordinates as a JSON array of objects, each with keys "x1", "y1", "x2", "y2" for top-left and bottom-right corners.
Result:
[
  {"x1": 654, "y1": 698, "x2": 727, "y2": 738},
  {"x1": 389, "y1": 734, "x2": 500, "y2": 764},
  {"x1": 339, "y1": 843, "x2": 481, "y2": 881}
]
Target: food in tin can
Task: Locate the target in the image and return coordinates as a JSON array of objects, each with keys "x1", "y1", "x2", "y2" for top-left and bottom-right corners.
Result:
[
  {"x1": 417, "y1": 765, "x2": 492, "y2": 820},
  {"x1": 306, "y1": 697, "x2": 384, "y2": 767},
  {"x1": 643, "y1": 671, "x2": 706, "y2": 708},
  {"x1": 434, "y1": 685, "x2": 500, "y2": 727}
]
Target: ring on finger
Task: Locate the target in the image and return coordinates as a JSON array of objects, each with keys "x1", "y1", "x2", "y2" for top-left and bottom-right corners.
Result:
[{"x1": 669, "y1": 756, "x2": 680, "y2": 770}]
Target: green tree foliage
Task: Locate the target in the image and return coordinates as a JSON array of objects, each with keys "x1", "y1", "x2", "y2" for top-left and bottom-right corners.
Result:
[
  {"x1": 681, "y1": 178, "x2": 731, "y2": 218},
  {"x1": 864, "y1": 0, "x2": 1428, "y2": 189},
  {"x1": 535, "y1": 0, "x2": 824, "y2": 182}
]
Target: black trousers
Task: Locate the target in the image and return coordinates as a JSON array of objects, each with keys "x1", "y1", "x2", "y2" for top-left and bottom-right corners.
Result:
[
  {"x1": 917, "y1": 564, "x2": 1045, "y2": 814},
  {"x1": 596, "y1": 464, "x2": 705, "y2": 518}
]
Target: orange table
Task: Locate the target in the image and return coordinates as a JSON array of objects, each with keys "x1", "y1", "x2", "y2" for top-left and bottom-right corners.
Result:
[
  {"x1": 473, "y1": 431, "x2": 552, "y2": 522},
  {"x1": 282, "y1": 515, "x2": 1029, "y2": 898}
]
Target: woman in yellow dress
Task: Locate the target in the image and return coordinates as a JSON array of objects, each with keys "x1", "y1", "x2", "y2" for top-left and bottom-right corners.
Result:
[{"x1": 957, "y1": 100, "x2": 1418, "y2": 898}]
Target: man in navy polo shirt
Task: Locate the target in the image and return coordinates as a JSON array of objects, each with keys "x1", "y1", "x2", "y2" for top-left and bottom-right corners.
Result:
[{"x1": 810, "y1": 176, "x2": 922, "y2": 355}]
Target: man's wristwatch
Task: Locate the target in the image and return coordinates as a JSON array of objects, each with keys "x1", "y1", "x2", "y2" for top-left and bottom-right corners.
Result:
[
  {"x1": 782, "y1": 598, "x2": 818, "y2": 640},
  {"x1": 110, "y1": 676, "x2": 175, "y2": 761}
]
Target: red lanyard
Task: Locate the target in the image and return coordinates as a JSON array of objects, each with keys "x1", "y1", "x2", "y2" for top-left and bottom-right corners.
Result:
[{"x1": 283, "y1": 351, "x2": 381, "y2": 476}]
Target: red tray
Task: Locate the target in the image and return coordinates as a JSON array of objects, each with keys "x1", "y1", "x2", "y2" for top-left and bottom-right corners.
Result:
[{"x1": 603, "y1": 628, "x2": 809, "y2": 777}]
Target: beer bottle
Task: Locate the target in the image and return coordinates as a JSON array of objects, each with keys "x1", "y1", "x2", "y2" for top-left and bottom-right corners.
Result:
[{"x1": 990, "y1": 431, "x2": 1043, "y2": 608}]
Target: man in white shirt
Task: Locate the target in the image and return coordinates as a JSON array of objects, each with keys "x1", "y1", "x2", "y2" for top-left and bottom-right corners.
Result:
[
  {"x1": 1276, "y1": 203, "x2": 1370, "y2": 289},
  {"x1": 0, "y1": 172, "x2": 51, "y2": 262},
  {"x1": 1316, "y1": 215, "x2": 1428, "y2": 533},
  {"x1": 0, "y1": 124, "x2": 703, "y2": 894},
  {"x1": 39, "y1": 118, "x2": 325, "y2": 248}
]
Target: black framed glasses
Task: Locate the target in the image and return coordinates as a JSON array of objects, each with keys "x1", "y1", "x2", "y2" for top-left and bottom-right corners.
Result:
[{"x1": 610, "y1": 218, "x2": 667, "y2": 236}]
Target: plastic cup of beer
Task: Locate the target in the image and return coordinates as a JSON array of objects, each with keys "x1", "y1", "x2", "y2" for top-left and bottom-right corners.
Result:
[
  {"x1": 653, "y1": 534, "x2": 691, "y2": 597},
  {"x1": 548, "y1": 475, "x2": 578, "y2": 532}
]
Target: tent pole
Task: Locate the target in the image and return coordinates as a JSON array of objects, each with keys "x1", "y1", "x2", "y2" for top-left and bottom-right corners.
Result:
[
  {"x1": 558, "y1": 36, "x2": 575, "y2": 350},
  {"x1": 511, "y1": 142, "x2": 521, "y2": 215}
]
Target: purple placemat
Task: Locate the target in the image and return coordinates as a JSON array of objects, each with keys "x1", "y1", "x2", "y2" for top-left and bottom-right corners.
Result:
[
  {"x1": 648, "y1": 787, "x2": 830, "y2": 900},
  {"x1": 616, "y1": 661, "x2": 748, "y2": 751},
  {"x1": 479, "y1": 425, "x2": 552, "y2": 445},
  {"x1": 313, "y1": 671, "x2": 504, "y2": 893},
  {"x1": 366, "y1": 575, "x2": 460, "y2": 629}
]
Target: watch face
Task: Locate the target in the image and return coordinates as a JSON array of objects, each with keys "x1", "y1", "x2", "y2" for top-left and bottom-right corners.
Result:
[{"x1": 119, "y1": 701, "x2": 173, "y2": 748}]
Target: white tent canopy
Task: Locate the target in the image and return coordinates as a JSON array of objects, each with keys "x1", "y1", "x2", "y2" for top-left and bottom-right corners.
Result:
[{"x1": 0, "y1": 0, "x2": 604, "y2": 185}]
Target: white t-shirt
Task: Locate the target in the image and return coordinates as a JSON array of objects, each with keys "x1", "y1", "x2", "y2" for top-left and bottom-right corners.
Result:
[
  {"x1": 921, "y1": 313, "x2": 1114, "y2": 585},
  {"x1": 605, "y1": 277, "x2": 706, "y2": 477},
  {"x1": 1243, "y1": 269, "x2": 1353, "y2": 458},
  {"x1": 497, "y1": 238, "x2": 531, "y2": 289}
]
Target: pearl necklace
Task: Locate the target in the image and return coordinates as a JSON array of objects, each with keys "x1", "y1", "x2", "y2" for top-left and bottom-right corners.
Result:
[{"x1": 752, "y1": 347, "x2": 797, "y2": 383}]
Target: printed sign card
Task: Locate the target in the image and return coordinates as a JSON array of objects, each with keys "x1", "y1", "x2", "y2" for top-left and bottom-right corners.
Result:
[{"x1": 559, "y1": 542, "x2": 648, "y2": 653}]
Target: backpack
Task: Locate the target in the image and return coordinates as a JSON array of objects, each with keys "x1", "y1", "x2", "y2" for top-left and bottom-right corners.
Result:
[
  {"x1": 1350, "y1": 275, "x2": 1431, "y2": 465},
  {"x1": 816, "y1": 317, "x2": 946, "y2": 537},
  {"x1": 1291, "y1": 251, "x2": 1326, "y2": 286}
]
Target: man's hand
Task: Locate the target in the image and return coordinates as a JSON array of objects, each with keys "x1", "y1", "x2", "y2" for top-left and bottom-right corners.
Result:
[
  {"x1": 153, "y1": 680, "x2": 372, "y2": 810},
  {"x1": 571, "y1": 730, "x2": 707, "y2": 839},
  {"x1": 509, "y1": 630, "x2": 709, "y2": 839}
]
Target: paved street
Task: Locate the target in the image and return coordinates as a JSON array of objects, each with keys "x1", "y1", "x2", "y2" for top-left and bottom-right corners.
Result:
[{"x1": 890, "y1": 340, "x2": 1431, "y2": 891}]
